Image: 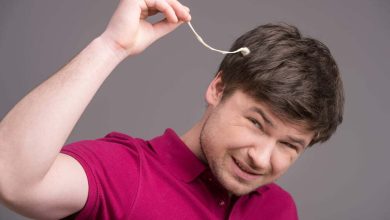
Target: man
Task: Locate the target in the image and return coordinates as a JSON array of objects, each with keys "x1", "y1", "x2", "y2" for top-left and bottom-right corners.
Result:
[{"x1": 0, "y1": 0, "x2": 344, "y2": 219}]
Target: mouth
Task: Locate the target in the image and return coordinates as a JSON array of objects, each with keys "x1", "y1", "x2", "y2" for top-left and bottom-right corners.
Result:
[{"x1": 232, "y1": 157, "x2": 263, "y2": 181}]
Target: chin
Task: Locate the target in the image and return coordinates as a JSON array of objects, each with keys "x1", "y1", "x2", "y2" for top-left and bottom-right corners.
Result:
[
  {"x1": 223, "y1": 181, "x2": 255, "y2": 196},
  {"x1": 215, "y1": 173, "x2": 257, "y2": 196}
]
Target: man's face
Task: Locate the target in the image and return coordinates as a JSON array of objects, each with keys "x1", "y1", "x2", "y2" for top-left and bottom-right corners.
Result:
[{"x1": 199, "y1": 77, "x2": 314, "y2": 196}]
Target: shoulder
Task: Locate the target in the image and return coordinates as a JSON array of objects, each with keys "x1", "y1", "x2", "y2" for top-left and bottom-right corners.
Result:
[
  {"x1": 266, "y1": 183, "x2": 296, "y2": 203},
  {"x1": 257, "y1": 183, "x2": 299, "y2": 220},
  {"x1": 61, "y1": 132, "x2": 143, "y2": 160},
  {"x1": 59, "y1": 132, "x2": 146, "y2": 219},
  {"x1": 60, "y1": 131, "x2": 145, "y2": 181}
]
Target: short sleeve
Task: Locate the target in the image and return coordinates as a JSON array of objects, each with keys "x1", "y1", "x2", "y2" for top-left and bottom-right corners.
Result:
[{"x1": 60, "y1": 132, "x2": 141, "y2": 219}]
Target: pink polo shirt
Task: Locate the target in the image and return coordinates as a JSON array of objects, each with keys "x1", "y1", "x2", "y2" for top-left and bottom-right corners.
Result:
[{"x1": 60, "y1": 128, "x2": 298, "y2": 220}]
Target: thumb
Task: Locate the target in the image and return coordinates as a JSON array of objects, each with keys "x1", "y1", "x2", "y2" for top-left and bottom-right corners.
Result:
[{"x1": 152, "y1": 18, "x2": 183, "y2": 41}]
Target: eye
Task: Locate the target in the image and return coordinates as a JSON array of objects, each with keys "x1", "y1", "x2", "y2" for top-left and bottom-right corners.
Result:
[
  {"x1": 283, "y1": 142, "x2": 298, "y2": 151},
  {"x1": 248, "y1": 117, "x2": 263, "y2": 130}
]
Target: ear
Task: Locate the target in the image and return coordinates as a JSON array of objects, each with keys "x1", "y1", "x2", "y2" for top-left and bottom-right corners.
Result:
[{"x1": 205, "y1": 71, "x2": 225, "y2": 107}]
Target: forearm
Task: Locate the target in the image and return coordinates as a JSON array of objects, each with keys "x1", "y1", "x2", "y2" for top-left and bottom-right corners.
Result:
[{"x1": 0, "y1": 37, "x2": 126, "y2": 189}]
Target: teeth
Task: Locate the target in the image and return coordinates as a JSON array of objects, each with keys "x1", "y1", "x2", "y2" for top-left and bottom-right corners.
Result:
[
  {"x1": 235, "y1": 158, "x2": 250, "y2": 173},
  {"x1": 234, "y1": 158, "x2": 264, "y2": 176}
]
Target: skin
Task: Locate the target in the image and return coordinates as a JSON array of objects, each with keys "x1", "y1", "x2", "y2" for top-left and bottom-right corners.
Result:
[
  {"x1": 100, "y1": 0, "x2": 191, "y2": 56},
  {"x1": 0, "y1": 0, "x2": 191, "y2": 219},
  {"x1": 182, "y1": 72, "x2": 314, "y2": 196},
  {"x1": 0, "y1": 0, "x2": 312, "y2": 218}
]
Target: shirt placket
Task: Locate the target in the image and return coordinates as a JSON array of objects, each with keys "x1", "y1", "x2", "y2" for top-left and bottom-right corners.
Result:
[{"x1": 201, "y1": 170, "x2": 233, "y2": 219}]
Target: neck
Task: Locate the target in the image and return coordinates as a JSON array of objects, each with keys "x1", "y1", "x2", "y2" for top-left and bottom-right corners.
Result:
[{"x1": 180, "y1": 118, "x2": 206, "y2": 161}]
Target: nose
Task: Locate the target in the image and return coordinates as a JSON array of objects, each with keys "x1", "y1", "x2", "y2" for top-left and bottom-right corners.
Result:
[{"x1": 247, "y1": 138, "x2": 275, "y2": 171}]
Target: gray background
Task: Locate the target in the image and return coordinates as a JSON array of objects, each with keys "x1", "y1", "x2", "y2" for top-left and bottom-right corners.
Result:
[{"x1": 1, "y1": 0, "x2": 389, "y2": 219}]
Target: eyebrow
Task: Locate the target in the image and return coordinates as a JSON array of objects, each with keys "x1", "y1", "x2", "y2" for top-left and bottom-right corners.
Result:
[
  {"x1": 249, "y1": 106, "x2": 275, "y2": 128},
  {"x1": 249, "y1": 106, "x2": 307, "y2": 148},
  {"x1": 286, "y1": 136, "x2": 307, "y2": 148}
]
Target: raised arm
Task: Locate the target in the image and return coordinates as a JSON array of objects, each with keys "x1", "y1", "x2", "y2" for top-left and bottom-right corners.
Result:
[{"x1": 0, "y1": 0, "x2": 190, "y2": 219}]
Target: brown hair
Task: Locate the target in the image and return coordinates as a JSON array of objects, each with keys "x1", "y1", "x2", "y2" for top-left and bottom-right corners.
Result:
[{"x1": 217, "y1": 23, "x2": 344, "y2": 146}]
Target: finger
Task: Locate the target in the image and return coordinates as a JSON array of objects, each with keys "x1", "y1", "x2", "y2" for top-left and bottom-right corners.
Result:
[
  {"x1": 152, "y1": 18, "x2": 183, "y2": 39},
  {"x1": 145, "y1": 0, "x2": 178, "y2": 23},
  {"x1": 167, "y1": 0, "x2": 191, "y2": 22},
  {"x1": 147, "y1": 8, "x2": 159, "y2": 17}
]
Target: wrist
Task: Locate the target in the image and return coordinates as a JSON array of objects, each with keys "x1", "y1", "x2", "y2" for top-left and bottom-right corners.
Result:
[{"x1": 93, "y1": 35, "x2": 129, "y2": 62}]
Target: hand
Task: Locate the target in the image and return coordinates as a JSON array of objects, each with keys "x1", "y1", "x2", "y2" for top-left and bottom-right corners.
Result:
[{"x1": 99, "y1": 0, "x2": 191, "y2": 57}]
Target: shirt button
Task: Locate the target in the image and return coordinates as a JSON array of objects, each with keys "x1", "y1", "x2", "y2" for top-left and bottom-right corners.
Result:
[
  {"x1": 208, "y1": 177, "x2": 213, "y2": 182},
  {"x1": 219, "y1": 200, "x2": 225, "y2": 206}
]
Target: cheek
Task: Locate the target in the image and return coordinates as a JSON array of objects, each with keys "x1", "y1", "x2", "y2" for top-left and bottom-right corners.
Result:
[
  {"x1": 200, "y1": 119, "x2": 225, "y2": 160},
  {"x1": 201, "y1": 110, "x2": 257, "y2": 158},
  {"x1": 271, "y1": 152, "x2": 295, "y2": 176},
  {"x1": 202, "y1": 115, "x2": 240, "y2": 147}
]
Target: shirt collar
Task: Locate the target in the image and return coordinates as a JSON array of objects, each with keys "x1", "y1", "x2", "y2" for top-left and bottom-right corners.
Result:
[
  {"x1": 147, "y1": 128, "x2": 207, "y2": 183},
  {"x1": 147, "y1": 128, "x2": 271, "y2": 195}
]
